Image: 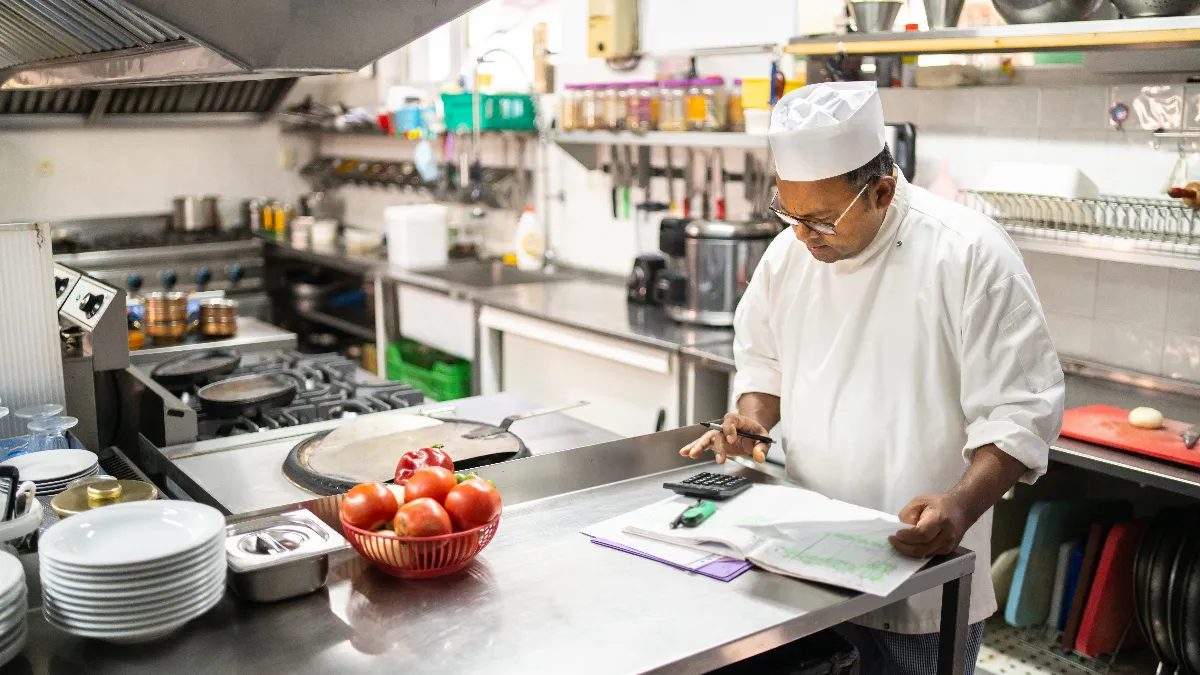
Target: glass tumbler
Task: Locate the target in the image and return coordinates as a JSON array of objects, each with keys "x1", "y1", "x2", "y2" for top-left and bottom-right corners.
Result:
[{"x1": 27, "y1": 416, "x2": 77, "y2": 453}]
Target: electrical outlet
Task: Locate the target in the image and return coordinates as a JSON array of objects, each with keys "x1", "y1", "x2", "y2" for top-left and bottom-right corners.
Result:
[
  {"x1": 37, "y1": 160, "x2": 54, "y2": 177},
  {"x1": 278, "y1": 147, "x2": 297, "y2": 170}
]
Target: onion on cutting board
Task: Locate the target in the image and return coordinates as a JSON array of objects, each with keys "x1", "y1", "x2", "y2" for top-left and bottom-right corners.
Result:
[{"x1": 1128, "y1": 407, "x2": 1164, "y2": 430}]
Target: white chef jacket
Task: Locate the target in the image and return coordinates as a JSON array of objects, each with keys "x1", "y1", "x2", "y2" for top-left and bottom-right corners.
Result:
[{"x1": 732, "y1": 173, "x2": 1065, "y2": 634}]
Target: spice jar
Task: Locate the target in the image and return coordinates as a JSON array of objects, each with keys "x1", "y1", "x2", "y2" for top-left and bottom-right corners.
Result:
[
  {"x1": 728, "y1": 79, "x2": 745, "y2": 132},
  {"x1": 599, "y1": 83, "x2": 620, "y2": 130},
  {"x1": 658, "y1": 80, "x2": 689, "y2": 132},
  {"x1": 686, "y1": 77, "x2": 728, "y2": 131},
  {"x1": 561, "y1": 84, "x2": 579, "y2": 131},
  {"x1": 625, "y1": 81, "x2": 659, "y2": 132},
  {"x1": 580, "y1": 84, "x2": 599, "y2": 131}
]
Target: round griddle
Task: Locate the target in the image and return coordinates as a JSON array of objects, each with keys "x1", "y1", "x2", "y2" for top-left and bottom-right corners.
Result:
[
  {"x1": 1179, "y1": 543, "x2": 1200, "y2": 675},
  {"x1": 197, "y1": 373, "x2": 297, "y2": 418},
  {"x1": 150, "y1": 349, "x2": 241, "y2": 389},
  {"x1": 283, "y1": 412, "x2": 529, "y2": 495},
  {"x1": 1135, "y1": 515, "x2": 1171, "y2": 655},
  {"x1": 1148, "y1": 521, "x2": 1187, "y2": 670},
  {"x1": 1167, "y1": 527, "x2": 1200, "y2": 673}
]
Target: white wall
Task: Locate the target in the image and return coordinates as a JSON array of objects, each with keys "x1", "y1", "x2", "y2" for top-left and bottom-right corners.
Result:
[{"x1": 0, "y1": 124, "x2": 311, "y2": 223}]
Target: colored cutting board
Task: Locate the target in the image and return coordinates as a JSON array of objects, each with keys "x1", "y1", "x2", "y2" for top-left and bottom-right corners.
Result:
[
  {"x1": 1048, "y1": 540, "x2": 1078, "y2": 630},
  {"x1": 1076, "y1": 521, "x2": 1149, "y2": 657},
  {"x1": 1062, "y1": 523, "x2": 1109, "y2": 650},
  {"x1": 1060, "y1": 405, "x2": 1199, "y2": 468}
]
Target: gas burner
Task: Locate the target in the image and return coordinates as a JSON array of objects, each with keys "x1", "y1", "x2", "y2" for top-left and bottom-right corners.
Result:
[{"x1": 188, "y1": 349, "x2": 424, "y2": 440}]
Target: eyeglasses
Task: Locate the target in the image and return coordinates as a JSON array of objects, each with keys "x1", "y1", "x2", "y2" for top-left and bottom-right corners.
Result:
[{"x1": 769, "y1": 181, "x2": 872, "y2": 236}]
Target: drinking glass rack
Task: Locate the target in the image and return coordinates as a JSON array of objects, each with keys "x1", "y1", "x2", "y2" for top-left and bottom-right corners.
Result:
[{"x1": 960, "y1": 190, "x2": 1200, "y2": 267}]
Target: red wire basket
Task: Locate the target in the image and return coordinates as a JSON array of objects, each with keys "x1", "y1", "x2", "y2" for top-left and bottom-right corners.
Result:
[{"x1": 339, "y1": 513, "x2": 501, "y2": 579}]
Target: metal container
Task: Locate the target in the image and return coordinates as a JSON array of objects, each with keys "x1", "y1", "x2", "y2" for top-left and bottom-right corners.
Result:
[
  {"x1": 143, "y1": 291, "x2": 189, "y2": 323},
  {"x1": 172, "y1": 195, "x2": 221, "y2": 232},
  {"x1": 224, "y1": 509, "x2": 347, "y2": 603},
  {"x1": 1111, "y1": 0, "x2": 1200, "y2": 15},
  {"x1": 851, "y1": 1, "x2": 903, "y2": 31},
  {"x1": 991, "y1": 0, "x2": 1104, "y2": 23},
  {"x1": 655, "y1": 219, "x2": 779, "y2": 327},
  {"x1": 145, "y1": 320, "x2": 187, "y2": 339},
  {"x1": 924, "y1": 0, "x2": 967, "y2": 27},
  {"x1": 198, "y1": 298, "x2": 238, "y2": 337},
  {"x1": 50, "y1": 478, "x2": 159, "y2": 518},
  {"x1": 242, "y1": 197, "x2": 270, "y2": 232}
]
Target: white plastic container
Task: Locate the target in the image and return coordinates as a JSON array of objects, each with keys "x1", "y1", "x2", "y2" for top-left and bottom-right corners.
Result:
[
  {"x1": 386, "y1": 204, "x2": 449, "y2": 269},
  {"x1": 514, "y1": 207, "x2": 544, "y2": 272}
]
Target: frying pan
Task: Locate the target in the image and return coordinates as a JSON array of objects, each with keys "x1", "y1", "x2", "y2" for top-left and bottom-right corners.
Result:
[
  {"x1": 1168, "y1": 526, "x2": 1200, "y2": 674},
  {"x1": 283, "y1": 418, "x2": 530, "y2": 496},
  {"x1": 1135, "y1": 514, "x2": 1172, "y2": 652},
  {"x1": 150, "y1": 349, "x2": 241, "y2": 390},
  {"x1": 1180, "y1": 540, "x2": 1200, "y2": 675},
  {"x1": 1148, "y1": 517, "x2": 1189, "y2": 670},
  {"x1": 197, "y1": 372, "x2": 298, "y2": 418}
]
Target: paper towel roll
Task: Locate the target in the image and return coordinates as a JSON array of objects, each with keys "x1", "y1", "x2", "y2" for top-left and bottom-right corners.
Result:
[{"x1": 0, "y1": 223, "x2": 66, "y2": 439}]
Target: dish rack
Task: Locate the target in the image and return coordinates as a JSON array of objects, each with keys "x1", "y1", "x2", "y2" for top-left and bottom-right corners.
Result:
[{"x1": 959, "y1": 190, "x2": 1200, "y2": 259}]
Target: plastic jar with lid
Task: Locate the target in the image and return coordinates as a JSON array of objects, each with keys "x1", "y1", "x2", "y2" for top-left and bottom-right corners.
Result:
[
  {"x1": 658, "y1": 80, "x2": 689, "y2": 132},
  {"x1": 599, "y1": 83, "x2": 621, "y2": 130},
  {"x1": 580, "y1": 85, "x2": 599, "y2": 131},
  {"x1": 686, "y1": 77, "x2": 727, "y2": 131},
  {"x1": 728, "y1": 79, "x2": 745, "y2": 132},
  {"x1": 625, "y1": 81, "x2": 660, "y2": 132},
  {"x1": 560, "y1": 84, "x2": 579, "y2": 131}
]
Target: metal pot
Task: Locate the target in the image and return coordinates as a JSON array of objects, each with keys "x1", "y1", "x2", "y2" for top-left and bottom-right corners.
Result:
[
  {"x1": 1111, "y1": 0, "x2": 1200, "y2": 15},
  {"x1": 198, "y1": 298, "x2": 239, "y2": 337},
  {"x1": 143, "y1": 291, "x2": 189, "y2": 322},
  {"x1": 851, "y1": 1, "x2": 903, "y2": 32},
  {"x1": 991, "y1": 0, "x2": 1105, "y2": 23},
  {"x1": 925, "y1": 0, "x2": 967, "y2": 27},
  {"x1": 172, "y1": 195, "x2": 220, "y2": 232}
]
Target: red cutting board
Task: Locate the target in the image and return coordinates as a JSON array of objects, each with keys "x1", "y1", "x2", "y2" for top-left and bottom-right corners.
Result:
[
  {"x1": 1075, "y1": 521, "x2": 1148, "y2": 657},
  {"x1": 1060, "y1": 405, "x2": 1199, "y2": 469}
]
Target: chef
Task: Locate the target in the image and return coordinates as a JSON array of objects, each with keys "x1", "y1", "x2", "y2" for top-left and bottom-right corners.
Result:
[{"x1": 680, "y1": 82, "x2": 1065, "y2": 674}]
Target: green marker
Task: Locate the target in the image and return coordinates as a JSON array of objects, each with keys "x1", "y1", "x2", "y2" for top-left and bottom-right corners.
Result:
[{"x1": 671, "y1": 500, "x2": 717, "y2": 529}]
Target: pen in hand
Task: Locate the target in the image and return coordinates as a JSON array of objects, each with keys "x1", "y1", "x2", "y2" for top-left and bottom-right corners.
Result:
[{"x1": 700, "y1": 421, "x2": 774, "y2": 446}]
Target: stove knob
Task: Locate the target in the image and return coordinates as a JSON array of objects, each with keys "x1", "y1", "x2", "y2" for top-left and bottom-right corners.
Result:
[
  {"x1": 162, "y1": 271, "x2": 178, "y2": 289},
  {"x1": 55, "y1": 276, "x2": 69, "y2": 298},
  {"x1": 126, "y1": 273, "x2": 143, "y2": 292},
  {"x1": 79, "y1": 292, "x2": 105, "y2": 318},
  {"x1": 196, "y1": 267, "x2": 211, "y2": 287},
  {"x1": 229, "y1": 264, "x2": 244, "y2": 284}
]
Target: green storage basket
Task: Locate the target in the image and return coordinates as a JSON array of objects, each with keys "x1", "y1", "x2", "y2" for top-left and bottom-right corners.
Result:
[
  {"x1": 441, "y1": 92, "x2": 537, "y2": 132},
  {"x1": 386, "y1": 340, "x2": 472, "y2": 402}
]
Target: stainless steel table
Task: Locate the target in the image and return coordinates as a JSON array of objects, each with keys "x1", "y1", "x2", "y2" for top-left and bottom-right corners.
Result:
[
  {"x1": 128, "y1": 317, "x2": 296, "y2": 366},
  {"x1": 9, "y1": 426, "x2": 976, "y2": 675}
]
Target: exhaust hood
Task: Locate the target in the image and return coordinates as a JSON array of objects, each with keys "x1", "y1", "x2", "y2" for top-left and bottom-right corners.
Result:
[{"x1": 0, "y1": 0, "x2": 488, "y2": 90}]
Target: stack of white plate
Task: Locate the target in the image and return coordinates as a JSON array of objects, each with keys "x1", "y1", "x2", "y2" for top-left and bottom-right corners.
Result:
[
  {"x1": 0, "y1": 449, "x2": 99, "y2": 496},
  {"x1": 0, "y1": 551, "x2": 27, "y2": 667},
  {"x1": 39, "y1": 501, "x2": 226, "y2": 644}
]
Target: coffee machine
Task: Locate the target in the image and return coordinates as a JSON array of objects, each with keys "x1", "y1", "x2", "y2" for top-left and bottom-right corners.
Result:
[{"x1": 654, "y1": 218, "x2": 779, "y2": 327}]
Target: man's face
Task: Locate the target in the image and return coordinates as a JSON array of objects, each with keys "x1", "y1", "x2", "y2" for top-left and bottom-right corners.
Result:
[{"x1": 775, "y1": 175, "x2": 897, "y2": 263}]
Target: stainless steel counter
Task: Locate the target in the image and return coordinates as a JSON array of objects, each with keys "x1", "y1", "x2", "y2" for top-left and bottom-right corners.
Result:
[
  {"x1": 154, "y1": 392, "x2": 620, "y2": 515},
  {"x1": 682, "y1": 340, "x2": 736, "y2": 372},
  {"x1": 128, "y1": 317, "x2": 297, "y2": 366},
  {"x1": 263, "y1": 238, "x2": 386, "y2": 275},
  {"x1": 9, "y1": 427, "x2": 976, "y2": 675},
  {"x1": 476, "y1": 281, "x2": 733, "y2": 352}
]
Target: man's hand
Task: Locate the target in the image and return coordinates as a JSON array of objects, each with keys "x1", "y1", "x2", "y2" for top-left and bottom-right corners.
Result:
[
  {"x1": 888, "y1": 493, "x2": 972, "y2": 558},
  {"x1": 679, "y1": 413, "x2": 771, "y2": 464}
]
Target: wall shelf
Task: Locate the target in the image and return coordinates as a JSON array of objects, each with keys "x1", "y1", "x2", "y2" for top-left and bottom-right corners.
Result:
[
  {"x1": 785, "y1": 15, "x2": 1200, "y2": 56},
  {"x1": 554, "y1": 130, "x2": 768, "y2": 149},
  {"x1": 1008, "y1": 229, "x2": 1200, "y2": 272}
]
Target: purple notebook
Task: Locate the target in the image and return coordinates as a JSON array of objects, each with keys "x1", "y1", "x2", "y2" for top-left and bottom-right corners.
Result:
[{"x1": 591, "y1": 537, "x2": 753, "y2": 582}]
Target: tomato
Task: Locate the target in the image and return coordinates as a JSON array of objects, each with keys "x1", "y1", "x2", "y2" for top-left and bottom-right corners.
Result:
[
  {"x1": 394, "y1": 446, "x2": 454, "y2": 486},
  {"x1": 404, "y1": 466, "x2": 458, "y2": 505},
  {"x1": 393, "y1": 498, "x2": 453, "y2": 537},
  {"x1": 340, "y1": 482, "x2": 398, "y2": 531},
  {"x1": 443, "y1": 479, "x2": 502, "y2": 531}
]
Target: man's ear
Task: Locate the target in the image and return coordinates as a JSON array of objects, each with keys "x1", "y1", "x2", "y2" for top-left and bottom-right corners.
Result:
[{"x1": 872, "y1": 176, "x2": 897, "y2": 212}]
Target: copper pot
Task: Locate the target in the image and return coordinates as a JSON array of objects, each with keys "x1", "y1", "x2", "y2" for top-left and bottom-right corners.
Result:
[
  {"x1": 199, "y1": 298, "x2": 238, "y2": 337},
  {"x1": 143, "y1": 291, "x2": 189, "y2": 322},
  {"x1": 145, "y1": 320, "x2": 188, "y2": 339}
]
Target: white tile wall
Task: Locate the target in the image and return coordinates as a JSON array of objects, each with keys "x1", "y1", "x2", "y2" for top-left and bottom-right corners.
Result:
[{"x1": 1025, "y1": 252, "x2": 1200, "y2": 384}]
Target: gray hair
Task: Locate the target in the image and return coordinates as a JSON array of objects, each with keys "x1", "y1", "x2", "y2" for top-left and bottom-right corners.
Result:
[{"x1": 840, "y1": 144, "x2": 895, "y2": 189}]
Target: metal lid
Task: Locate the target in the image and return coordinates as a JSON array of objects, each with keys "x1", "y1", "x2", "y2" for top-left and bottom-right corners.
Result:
[
  {"x1": 684, "y1": 220, "x2": 782, "y2": 240},
  {"x1": 224, "y1": 509, "x2": 347, "y2": 572},
  {"x1": 51, "y1": 479, "x2": 159, "y2": 518},
  {"x1": 198, "y1": 298, "x2": 239, "y2": 310}
]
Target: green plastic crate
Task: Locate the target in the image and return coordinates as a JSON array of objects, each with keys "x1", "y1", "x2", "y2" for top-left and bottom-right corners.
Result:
[
  {"x1": 386, "y1": 340, "x2": 472, "y2": 402},
  {"x1": 441, "y1": 92, "x2": 537, "y2": 132}
]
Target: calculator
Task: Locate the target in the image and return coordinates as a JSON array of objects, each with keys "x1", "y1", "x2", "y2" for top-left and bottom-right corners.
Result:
[{"x1": 663, "y1": 472, "x2": 752, "y2": 500}]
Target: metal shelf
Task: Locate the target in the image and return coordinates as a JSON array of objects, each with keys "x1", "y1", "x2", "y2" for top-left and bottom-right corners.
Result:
[
  {"x1": 786, "y1": 15, "x2": 1200, "y2": 56},
  {"x1": 1008, "y1": 229, "x2": 1200, "y2": 272},
  {"x1": 554, "y1": 130, "x2": 768, "y2": 149},
  {"x1": 295, "y1": 307, "x2": 376, "y2": 341}
]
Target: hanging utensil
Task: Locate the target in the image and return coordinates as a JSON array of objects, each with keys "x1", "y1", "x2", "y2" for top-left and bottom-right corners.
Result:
[
  {"x1": 0, "y1": 466, "x2": 17, "y2": 522},
  {"x1": 462, "y1": 401, "x2": 590, "y2": 440},
  {"x1": 666, "y1": 148, "x2": 678, "y2": 216},
  {"x1": 684, "y1": 148, "x2": 696, "y2": 218},
  {"x1": 611, "y1": 145, "x2": 621, "y2": 218}
]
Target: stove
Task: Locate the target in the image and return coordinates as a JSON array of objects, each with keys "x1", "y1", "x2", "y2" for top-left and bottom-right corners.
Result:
[{"x1": 148, "y1": 349, "x2": 424, "y2": 443}]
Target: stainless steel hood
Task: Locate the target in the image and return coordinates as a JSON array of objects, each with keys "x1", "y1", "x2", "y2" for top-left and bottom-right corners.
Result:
[{"x1": 0, "y1": 0, "x2": 487, "y2": 90}]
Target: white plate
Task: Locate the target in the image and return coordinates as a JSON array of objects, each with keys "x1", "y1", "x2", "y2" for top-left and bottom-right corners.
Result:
[
  {"x1": 40, "y1": 534, "x2": 223, "y2": 577},
  {"x1": 45, "y1": 578, "x2": 224, "y2": 625},
  {"x1": 0, "y1": 587, "x2": 25, "y2": 617},
  {"x1": 43, "y1": 579, "x2": 221, "y2": 620},
  {"x1": 43, "y1": 564, "x2": 224, "y2": 610},
  {"x1": 0, "y1": 598, "x2": 27, "y2": 636},
  {"x1": 0, "y1": 554, "x2": 23, "y2": 599},
  {"x1": 40, "y1": 501, "x2": 224, "y2": 567},
  {"x1": 32, "y1": 468, "x2": 99, "y2": 488},
  {"x1": 45, "y1": 586, "x2": 221, "y2": 638},
  {"x1": 42, "y1": 556, "x2": 224, "y2": 603},
  {"x1": 2, "y1": 450, "x2": 98, "y2": 482},
  {"x1": 0, "y1": 623, "x2": 26, "y2": 668},
  {"x1": 39, "y1": 552, "x2": 221, "y2": 592}
]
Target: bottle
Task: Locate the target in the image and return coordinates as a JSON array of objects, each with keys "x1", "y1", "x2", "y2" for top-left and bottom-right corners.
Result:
[{"x1": 514, "y1": 207, "x2": 544, "y2": 271}]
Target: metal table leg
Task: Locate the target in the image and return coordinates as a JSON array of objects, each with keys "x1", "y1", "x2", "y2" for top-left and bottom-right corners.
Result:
[{"x1": 936, "y1": 572, "x2": 972, "y2": 675}]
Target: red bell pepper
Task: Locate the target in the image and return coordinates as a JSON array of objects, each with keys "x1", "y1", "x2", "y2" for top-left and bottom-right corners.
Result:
[{"x1": 394, "y1": 445, "x2": 453, "y2": 486}]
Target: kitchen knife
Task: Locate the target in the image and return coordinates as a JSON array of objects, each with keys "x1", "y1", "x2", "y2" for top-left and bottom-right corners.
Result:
[
  {"x1": 1183, "y1": 427, "x2": 1198, "y2": 449},
  {"x1": 665, "y1": 148, "x2": 677, "y2": 215},
  {"x1": 610, "y1": 145, "x2": 620, "y2": 219}
]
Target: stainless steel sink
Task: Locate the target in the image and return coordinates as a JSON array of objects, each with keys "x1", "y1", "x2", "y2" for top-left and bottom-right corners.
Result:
[{"x1": 416, "y1": 260, "x2": 571, "y2": 288}]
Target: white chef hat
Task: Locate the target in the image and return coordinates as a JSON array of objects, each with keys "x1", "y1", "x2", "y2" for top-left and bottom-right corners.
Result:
[{"x1": 768, "y1": 82, "x2": 886, "y2": 182}]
